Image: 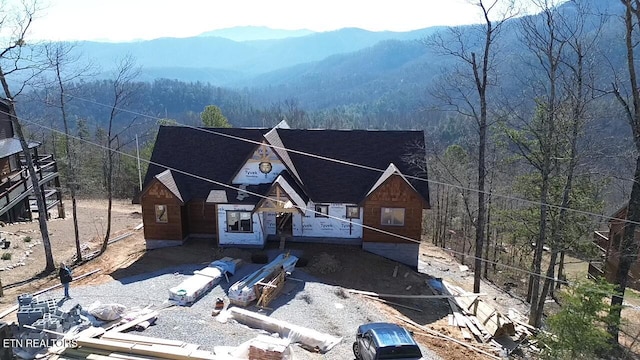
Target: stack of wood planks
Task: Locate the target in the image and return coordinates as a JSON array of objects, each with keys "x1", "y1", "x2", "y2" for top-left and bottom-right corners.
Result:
[
  {"x1": 255, "y1": 268, "x2": 285, "y2": 309},
  {"x1": 439, "y1": 280, "x2": 515, "y2": 342},
  {"x1": 50, "y1": 333, "x2": 217, "y2": 360},
  {"x1": 229, "y1": 253, "x2": 297, "y2": 307}
]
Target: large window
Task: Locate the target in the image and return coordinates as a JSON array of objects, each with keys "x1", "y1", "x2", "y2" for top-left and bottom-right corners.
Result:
[
  {"x1": 155, "y1": 204, "x2": 168, "y2": 223},
  {"x1": 227, "y1": 211, "x2": 253, "y2": 232},
  {"x1": 315, "y1": 204, "x2": 329, "y2": 218},
  {"x1": 381, "y1": 207, "x2": 405, "y2": 226}
]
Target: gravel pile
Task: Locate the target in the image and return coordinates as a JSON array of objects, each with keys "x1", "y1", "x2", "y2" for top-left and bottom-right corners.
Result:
[{"x1": 52, "y1": 251, "x2": 442, "y2": 359}]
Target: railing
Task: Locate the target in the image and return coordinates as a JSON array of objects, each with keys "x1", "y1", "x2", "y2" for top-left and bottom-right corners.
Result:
[
  {"x1": 588, "y1": 262, "x2": 605, "y2": 280},
  {"x1": 0, "y1": 154, "x2": 59, "y2": 217}
]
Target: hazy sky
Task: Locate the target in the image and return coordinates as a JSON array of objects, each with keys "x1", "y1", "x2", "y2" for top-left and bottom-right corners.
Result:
[{"x1": 28, "y1": 0, "x2": 493, "y2": 42}]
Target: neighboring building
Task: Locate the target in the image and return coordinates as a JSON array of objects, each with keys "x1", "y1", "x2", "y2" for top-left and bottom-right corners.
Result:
[
  {"x1": 597, "y1": 204, "x2": 640, "y2": 290},
  {"x1": 0, "y1": 99, "x2": 63, "y2": 223},
  {"x1": 140, "y1": 121, "x2": 430, "y2": 266}
]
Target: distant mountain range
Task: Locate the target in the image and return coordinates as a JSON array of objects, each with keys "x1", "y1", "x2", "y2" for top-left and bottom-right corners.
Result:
[
  {"x1": 46, "y1": 0, "x2": 624, "y2": 120},
  {"x1": 73, "y1": 26, "x2": 444, "y2": 85},
  {"x1": 197, "y1": 26, "x2": 315, "y2": 41}
]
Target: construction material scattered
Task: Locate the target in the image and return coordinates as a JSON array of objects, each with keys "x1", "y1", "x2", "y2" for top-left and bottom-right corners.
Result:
[
  {"x1": 107, "y1": 310, "x2": 159, "y2": 334},
  {"x1": 87, "y1": 301, "x2": 127, "y2": 321},
  {"x1": 362, "y1": 295, "x2": 423, "y2": 312},
  {"x1": 442, "y1": 281, "x2": 515, "y2": 338},
  {"x1": 169, "y1": 257, "x2": 240, "y2": 306},
  {"x1": 346, "y1": 288, "x2": 486, "y2": 299},
  {"x1": 227, "y1": 307, "x2": 341, "y2": 353},
  {"x1": 215, "y1": 335, "x2": 294, "y2": 360},
  {"x1": 397, "y1": 315, "x2": 501, "y2": 360},
  {"x1": 63, "y1": 335, "x2": 217, "y2": 360},
  {"x1": 0, "y1": 268, "x2": 102, "y2": 319},
  {"x1": 229, "y1": 253, "x2": 298, "y2": 307}
]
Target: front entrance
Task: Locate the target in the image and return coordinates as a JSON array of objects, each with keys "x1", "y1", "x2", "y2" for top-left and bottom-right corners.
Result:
[{"x1": 276, "y1": 212, "x2": 293, "y2": 237}]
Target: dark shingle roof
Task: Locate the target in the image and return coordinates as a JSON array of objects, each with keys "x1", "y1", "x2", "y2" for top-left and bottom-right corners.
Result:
[
  {"x1": 275, "y1": 129, "x2": 429, "y2": 205},
  {"x1": 144, "y1": 126, "x2": 429, "y2": 206},
  {"x1": 144, "y1": 126, "x2": 270, "y2": 203}
]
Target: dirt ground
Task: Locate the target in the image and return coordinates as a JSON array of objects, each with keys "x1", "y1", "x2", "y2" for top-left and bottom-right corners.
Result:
[{"x1": 1, "y1": 199, "x2": 638, "y2": 359}]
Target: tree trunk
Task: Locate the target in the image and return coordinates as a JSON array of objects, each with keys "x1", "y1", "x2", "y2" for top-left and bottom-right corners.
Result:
[
  {"x1": 609, "y1": 1, "x2": 640, "y2": 342},
  {"x1": 529, "y1": 171, "x2": 550, "y2": 327},
  {"x1": 2, "y1": 96, "x2": 55, "y2": 272},
  {"x1": 55, "y1": 61, "x2": 82, "y2": 263},
  {"x1": 556, "y1": 251, "x2": 566, "y2": 291},
  {"x1": 609, "y1": 155, "x2": 640, "y2": 341},
  {"x1": 535, "y1": 250, "x2": 558, "y2": 326}
]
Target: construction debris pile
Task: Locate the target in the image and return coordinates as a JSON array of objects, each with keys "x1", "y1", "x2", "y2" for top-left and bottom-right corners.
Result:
[
  {"x1": 228, "y1": 253, "x2": 298, "y2": 308},
  {"x1": 418, "y1": 278, "x2": 536, "y2": 359}
]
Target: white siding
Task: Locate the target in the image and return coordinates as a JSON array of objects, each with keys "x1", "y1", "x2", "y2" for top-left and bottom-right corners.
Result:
[
  {"x1": 291, "y1": 202, "x2": 363, "y2": 238},
  {"x1": 263, "y1": 212, "x2": 277, "y2": 235},
  {"x1": 217, "y1": 204, "x2": 265, "y2": 246},
  {"x1": 232, "y1": 161, "x2": 286, "y2": 184}
]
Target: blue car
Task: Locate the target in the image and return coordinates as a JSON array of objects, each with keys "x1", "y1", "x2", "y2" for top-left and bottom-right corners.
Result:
[{"x1": 353, "y1": 322, "x2": 423, "y2": 360}]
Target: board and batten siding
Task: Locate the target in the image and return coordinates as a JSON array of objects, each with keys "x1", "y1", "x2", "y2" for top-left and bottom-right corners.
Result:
[
  {"x1": 362, "y1": 175, "x2": 425, "y2": 244},
  {"x1": 141, "y1": 180, "x2": 186, "y2": 247},
  {"x1": 187, "y1": 201, "x2": 217, "y2": 236},
  {"x1": 217, "y1": 204, "x2": 266, "y2": 247}
]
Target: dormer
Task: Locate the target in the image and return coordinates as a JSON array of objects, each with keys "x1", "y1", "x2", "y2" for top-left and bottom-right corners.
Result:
[{"x1": 231, "y1": 141, "x2": 287, "y2": 185}]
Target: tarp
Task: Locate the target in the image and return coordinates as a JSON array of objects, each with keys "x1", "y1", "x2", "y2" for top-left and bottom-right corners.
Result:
[{"x1": 169, "y1": 258, "x2": 238, "y2": 305}]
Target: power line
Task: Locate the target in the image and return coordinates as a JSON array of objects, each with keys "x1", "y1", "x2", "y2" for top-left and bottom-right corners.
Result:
[
  {"x1": 13, "y1": 112, "x2": 575, "y2": 284},
  {"x1": 58, "y1": 92, "x2": 634, "y2": 226}
]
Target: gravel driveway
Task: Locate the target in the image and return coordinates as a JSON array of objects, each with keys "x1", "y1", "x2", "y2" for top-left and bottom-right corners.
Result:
[{"x1": 52, "y1": 250, "x2": 442, "y2": 359}]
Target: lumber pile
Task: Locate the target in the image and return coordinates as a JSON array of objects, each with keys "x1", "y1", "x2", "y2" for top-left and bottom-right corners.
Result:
[
  {"x1": 51, "y1": 333, "x2": 217, "y2": 360},
  {"x1": 439, "y1": 280, "x2": 515, "y2": 340},
  {"x1": 255, "y1": 268, "x2": 286, "y2": 309},
  {"x1": 229, "y1": 253, "x2": 297, "y2": 307}
]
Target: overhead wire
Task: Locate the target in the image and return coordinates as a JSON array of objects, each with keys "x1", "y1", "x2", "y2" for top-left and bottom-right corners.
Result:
[
  {"x1": 59, "y1": 92, "x2": 634, "y2": 226},
  {"x1": 7, "y1": 107, "x2": 576, "y2": 284}
]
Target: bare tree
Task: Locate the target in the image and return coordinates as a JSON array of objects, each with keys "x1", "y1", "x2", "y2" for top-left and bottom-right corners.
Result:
[
  {"x1": 425, "y1": 0, "x2": 517, "y2": 293},
  {"x1": 44, "y1": 42, "x2": 94, "y2": 263},
  {"x1": 0, "y1": 0, "x2": 56, "y2": 272},
  {"x1": 608, "y1": 0, "x2": 640, "y2": 342},
  {"x1": 100, "y1": 56, "x2": 139, "y2": 254}
]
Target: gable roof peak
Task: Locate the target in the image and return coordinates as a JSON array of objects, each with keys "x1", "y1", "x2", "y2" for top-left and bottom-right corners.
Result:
[
  {"x1": 273, "y1": 120, "x2": 290, "y2": 129},
  {"x1": 366, "y1": 163, "x2": 416, "y2": 198}
]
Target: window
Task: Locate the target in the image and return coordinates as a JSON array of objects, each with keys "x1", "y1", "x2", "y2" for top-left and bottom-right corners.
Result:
[
  {"x1": 315, "y1": 204, "x2": 329, "y2": 218},
  {"x1": 227, "y1": 211, "x2": 252, "y2": 232},
  {"x1": 155, "y1": 205, "x2": 168, "y2": 223},
  {"x1": 346, "y1": 206, "x2": 360, "y2": 219},
  {"x1": 381, "y1": 207, "x2": 405, "y2": 226}
]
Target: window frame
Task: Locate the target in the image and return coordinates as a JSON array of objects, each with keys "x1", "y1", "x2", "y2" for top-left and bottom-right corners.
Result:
[
  {"x1": 314, "y1": 204, "x2": 329, "y2": 218},
  {"x1": 226, "y1": 210, "x2": 253, "y2": 233},
  {"x1": 380, "y1": 207, "x2": 405, "y2": 226},
  {"x1": 346, "y1": 206, "x2": 360, "y2": 219},
  {"x1": 155, "y1": 204, "x2": 168, "y2": 223}
]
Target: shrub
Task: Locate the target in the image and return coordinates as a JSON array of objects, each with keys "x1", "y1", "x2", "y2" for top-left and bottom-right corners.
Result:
[
  {"x1": 1, "y1": 253, "x2": 11, "y2": 260},
  {"x1": 23, "y1": 236, "x2": 31, "y2": 243},
  {"x1": 538, "y1": 278, "x2": 620, "y2": 359}
]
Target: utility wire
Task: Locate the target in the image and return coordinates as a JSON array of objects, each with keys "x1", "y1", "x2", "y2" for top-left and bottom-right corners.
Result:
[
  {"x1": 13, "y1": 111, "x2": 576, "y2": 284},
  {"x1": 59, "y1": 92, "x2": 635, "y2": 227}
]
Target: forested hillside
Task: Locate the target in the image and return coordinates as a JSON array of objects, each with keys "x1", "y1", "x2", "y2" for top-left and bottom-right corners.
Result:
[{"x1": 8, "y1": 0, "x2": 640, "y2": 354}]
